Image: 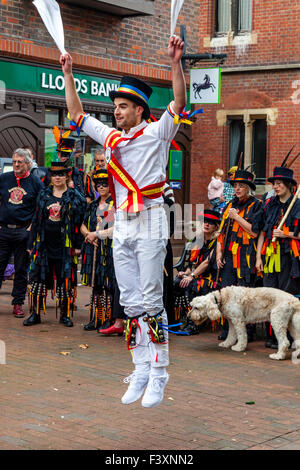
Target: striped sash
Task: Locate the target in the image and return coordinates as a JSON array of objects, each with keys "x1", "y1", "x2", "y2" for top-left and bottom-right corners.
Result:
[{"x1": 104, "y1": 128, "x2": 165, "y2": 213}]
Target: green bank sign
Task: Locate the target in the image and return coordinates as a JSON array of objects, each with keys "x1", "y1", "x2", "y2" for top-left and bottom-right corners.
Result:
[{"x1": 0, "y1": 60, "x2": 174, "y2": 109}]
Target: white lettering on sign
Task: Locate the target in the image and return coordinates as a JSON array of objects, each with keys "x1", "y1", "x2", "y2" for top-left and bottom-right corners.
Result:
[
  {"x1": 91, "y1": 80, "x2": 98, "y2": 96},
  {"x1": 90, "y1": 81, "x2": 118, "y2": 96},
  {"x1": 55, "y1": 75, "x2": 65, "y2": 91},
  {"x1": 41, "y1": 73, "x2": 118, "y2": 97}
]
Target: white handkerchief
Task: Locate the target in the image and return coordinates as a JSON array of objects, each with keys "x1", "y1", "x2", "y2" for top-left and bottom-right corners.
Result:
[
  {"x1": 171, "y1": 0, "x2": 184, "y2": 36},
  {"x1": 33, "y1": 0, "x2": 67, "y2": 55}
]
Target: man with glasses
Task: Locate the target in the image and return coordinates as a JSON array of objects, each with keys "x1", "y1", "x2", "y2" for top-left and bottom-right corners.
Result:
[
  {"x1": 0, "y1": 148, "x2": 44, "y2": 317},
  {"x1": 85, "y1": 149, "x2": 107, "y2": 203}
]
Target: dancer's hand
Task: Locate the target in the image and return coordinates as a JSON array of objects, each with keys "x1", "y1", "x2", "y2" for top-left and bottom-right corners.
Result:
[
  {"x1": 60, "y1": 52, "x2": 73, "y2": 75},
  {"x1": 179, "y1": 276, "x2": 192, "y2": 288},
  {"x1": 85, "y1": 231, "x2": 98, "y2": 245},
  {"x1": 255, "y1": 256, "x2": 263, "y2": 272},
  {"x1": 273, "y1": 228, "x2": 287, "y2": 239},
  {"x1": 168, "y1": 35, "x2": 184, "y2": 64}
]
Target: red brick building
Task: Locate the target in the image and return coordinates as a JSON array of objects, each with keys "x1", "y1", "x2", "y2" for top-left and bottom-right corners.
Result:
[
  {"x1": 190, "y1": 0, "x2": 300, "y2": 205},
  {"x1": 0, "y1": 0, "x2": 299, "y2": 210}
]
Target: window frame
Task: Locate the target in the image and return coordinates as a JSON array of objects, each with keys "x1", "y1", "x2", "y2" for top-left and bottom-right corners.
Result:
[{"x1": 214, "y1": 0, "x2": 253, "y2": 37}]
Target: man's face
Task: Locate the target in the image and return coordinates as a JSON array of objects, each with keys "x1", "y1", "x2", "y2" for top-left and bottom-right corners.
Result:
[
  {"x1": 94, "y1": 153, "x2": 106, "y2": 168},
  {"x1": 12, "y1": 154, "x2": 27, "y2": 176},
  {"x1": 113, "y1": 97, "x2": 143, "y2": 131},
  {"x1": 57, "y1": 151, "x2": 69, "y2": 163}
]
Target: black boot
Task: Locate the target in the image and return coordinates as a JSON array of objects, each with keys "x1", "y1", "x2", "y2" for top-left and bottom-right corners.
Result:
[
  {"x1": 24, "y1": 294, "x2": 41, "y2": 326},
  {"x1": 182, "y1": 318, "x2": 200, "y2": 335},
  {"x1": 264, "y1": 322, "x2": 273, "y2": 348},
  {"x1": 247, "y1": 323, "x2": 256, "y2": 343},
  {"x1": 84, "y1": 319, "x2": 97, "y2": 331},
  {"x1": 218, "y1": 319, "x2": 228, "y2": 340},
  {"x1": 23, "y1": 311, "x2": 41, "y2": 326},
  {"x1": 60, "y1": 300, "x2": 73, "y2": 327}
]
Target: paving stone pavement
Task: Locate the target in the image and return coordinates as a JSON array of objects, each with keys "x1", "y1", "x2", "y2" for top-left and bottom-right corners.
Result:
[{"x1": 0, "y1": 280, "x2": 300, "y2": 451}]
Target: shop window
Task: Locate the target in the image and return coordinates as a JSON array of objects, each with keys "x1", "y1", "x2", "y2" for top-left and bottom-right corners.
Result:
[{"x1": 215, "y1": 0, "x2": 252, "y2": 35}]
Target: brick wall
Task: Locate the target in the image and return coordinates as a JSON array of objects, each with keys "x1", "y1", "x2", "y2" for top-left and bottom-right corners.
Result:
[
  {"x1": 0, "y1": 0, "x2": 199, "y2": 82},
  {"x1": 190, "y1": 0, "x2": 300, "y2": 206}
]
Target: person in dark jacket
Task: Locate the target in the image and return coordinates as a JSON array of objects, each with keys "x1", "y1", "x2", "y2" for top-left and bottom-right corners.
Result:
[
  {"x1": 175, "y1": 209, "x2": 220, "y2": 334},
  {"x1": 23, "y1": 161, "x2": 86, "y2": 327},
  {"x1": 0, "y1": 148, "x2": 44, "y2": 318}
]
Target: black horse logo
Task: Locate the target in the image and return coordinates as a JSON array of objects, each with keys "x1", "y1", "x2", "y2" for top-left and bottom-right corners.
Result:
[{"x1": 193, "y1": 74, "x2": 216, "y2": 100}]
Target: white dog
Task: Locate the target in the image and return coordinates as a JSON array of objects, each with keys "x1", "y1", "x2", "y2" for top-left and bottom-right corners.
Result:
[{"x1": 189, "y1": 286, "x2": 300, "y2": 360}]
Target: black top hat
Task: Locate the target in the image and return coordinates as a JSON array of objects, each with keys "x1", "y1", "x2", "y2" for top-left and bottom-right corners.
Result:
[
  {"x1": 197, "y1": 209, "x2": 221, "y2": 225},
  {"x1": 57, "y1": 137, "x2": 76, "y2": 154},
  {"x1": 268, "y1": 167, "x2": 297, "y2": 186},
  {"x1": 93, "y1": 168, "x2": 108, "y2": 183},
  {"x1": 49, "y1": 161, "x2": 70, "y2": 173},
  {"x1": 229, "y1": 169, "x2": 256, "y2": 190},
  {"x1": 109, "y1": 76, "x2": 152, "y2": 120}
]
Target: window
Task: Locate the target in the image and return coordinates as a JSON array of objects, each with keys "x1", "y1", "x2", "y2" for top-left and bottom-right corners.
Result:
[
  {"x1": 252, "y1": 119, "x2": 267, "y2": 184},
  {"x1": 228, "y1": 116, "x2": 267, "y2": 184},
  {"x1": 229, "y1": 119, "x2": 245, "y2": 168},
  {"x1": 215, "y1": 0, "x2": 252, "y2": 35}
]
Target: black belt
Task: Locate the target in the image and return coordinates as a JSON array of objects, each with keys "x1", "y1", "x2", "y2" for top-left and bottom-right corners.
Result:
[{"x1": 2, "y1": 223, "x2": 29, "y2": 229}]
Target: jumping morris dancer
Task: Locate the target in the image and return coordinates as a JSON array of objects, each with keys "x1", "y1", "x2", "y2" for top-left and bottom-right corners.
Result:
[{"x1": 61, "y1": 35, "x2": 186, "y2": 407}]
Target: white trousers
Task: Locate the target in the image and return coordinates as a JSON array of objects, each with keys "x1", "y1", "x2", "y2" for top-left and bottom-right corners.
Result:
[{"x1": 113, "y1": 206, "x2": 169, "y2": 367}]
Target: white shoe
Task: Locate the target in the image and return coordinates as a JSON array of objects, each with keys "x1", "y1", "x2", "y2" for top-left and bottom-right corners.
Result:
[
  {"x1": 121, "y1": 371, "x2": 149, "y2": 405},
  {"x1": 141, "y1": 372, "x2": 169, "y2": 408}
]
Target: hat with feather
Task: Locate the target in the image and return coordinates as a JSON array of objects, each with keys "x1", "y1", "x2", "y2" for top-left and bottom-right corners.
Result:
[
  {"x1": 52, "y1": 126, "x2": 76, "y2": 161},
  {"x1": 268, "y1": 145, "x2": 299, "y2": 186}
]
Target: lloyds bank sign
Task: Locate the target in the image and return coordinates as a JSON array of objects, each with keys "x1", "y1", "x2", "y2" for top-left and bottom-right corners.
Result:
[{"x1": 0, "y1": 59, "x2": 173, "y2": 109}]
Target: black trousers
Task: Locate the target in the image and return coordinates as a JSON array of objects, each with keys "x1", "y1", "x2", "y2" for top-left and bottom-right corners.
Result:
[
  {"x1": 0, "y1": 226, "x2": 29, "y2": 305},
  {"x1": 111, "y1": 279, "x2": 125, "y2": 320},
  {"x1": 45, "y1": 258, "x2": 64, "y2": 290}
]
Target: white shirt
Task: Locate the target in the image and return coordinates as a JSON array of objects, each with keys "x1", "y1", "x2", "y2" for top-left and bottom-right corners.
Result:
[{"x1": 83, "y1": 103, "x2": 180, "y2": 210}]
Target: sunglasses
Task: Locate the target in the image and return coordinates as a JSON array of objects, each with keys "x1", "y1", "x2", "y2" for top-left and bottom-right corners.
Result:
[
  {"x1": 51, "y1": 172, "x2": 67, "y2": 177},
  {"x1": 96, "y1": 181, "x2": 109, "y2": 188}
]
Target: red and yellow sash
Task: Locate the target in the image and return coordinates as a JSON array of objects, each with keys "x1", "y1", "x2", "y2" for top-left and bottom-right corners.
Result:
[{"x1": 104, "y1": 128, "x2": 165, "y2": 213}]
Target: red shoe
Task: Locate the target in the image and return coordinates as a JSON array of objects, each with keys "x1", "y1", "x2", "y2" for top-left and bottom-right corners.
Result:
[
  {"x1": 98, "y1": 325, "x2": 124, "y2": 336},
  {"x1": 13, "y1": 304, "x2": 25, "y2": 318}
]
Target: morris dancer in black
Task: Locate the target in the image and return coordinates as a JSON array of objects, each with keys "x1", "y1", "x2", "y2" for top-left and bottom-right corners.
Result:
[
  {"x1": 217, "y1": 170, "x2": 264, "y2": 341},
  {"x1": 80, "y1": 169, "x2": 125, "y2": 333},
  {"x1": 24, "y1": 161, "x2": 86, "y2": 327},
  {"x1": 175, "y1": 209, "x2": 220, "y2": 334},
  {"x1": 256, "y1": 164, "x2": 300, "y2": 349}
]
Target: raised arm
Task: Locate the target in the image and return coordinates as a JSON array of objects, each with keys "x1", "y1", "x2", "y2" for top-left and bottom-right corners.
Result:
[
  {"x1": 60, "y1": 52, "x2": 84, "y2": 123},
  {"x1": 168, "y1": 36, "x2": 187, "y2": 115}
]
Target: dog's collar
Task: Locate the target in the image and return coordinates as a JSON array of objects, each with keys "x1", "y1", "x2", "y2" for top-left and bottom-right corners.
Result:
[{"x1": 213, "y1": 291, "x2": 221, "y2": 310}]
